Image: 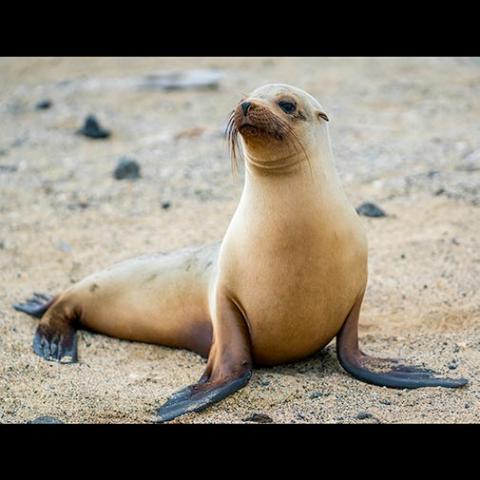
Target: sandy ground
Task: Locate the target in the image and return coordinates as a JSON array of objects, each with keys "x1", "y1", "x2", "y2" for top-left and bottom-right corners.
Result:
[{"x1": 1, "y1": 57, "x2": 479, "y2": 424}]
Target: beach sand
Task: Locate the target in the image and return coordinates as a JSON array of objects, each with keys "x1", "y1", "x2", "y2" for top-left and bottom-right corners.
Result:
[{"x1": 0, "y1": 57, "x2": 479, "y2": 423}]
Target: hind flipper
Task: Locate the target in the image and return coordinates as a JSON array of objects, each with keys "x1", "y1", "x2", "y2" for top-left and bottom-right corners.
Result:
[
  {"x1": 13, "y1": 293, "x2": 56, "y2": 319},
  {"x1": 337, "y1": 293, "x2": 468, "y2": 389},
  {"x1": 33, "y1": 322, "x2": 78, "y2": 364}
]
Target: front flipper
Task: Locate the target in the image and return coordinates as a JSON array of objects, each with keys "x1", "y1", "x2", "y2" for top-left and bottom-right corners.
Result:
[
  {"x1": 336, "y1": 293, "x2": 468, "y2": 389},
  {"x1": 156, "y1": 293, "x2": 252, "y2": 423},
  {"x1": 156, "y1": 370, "x2": 252, "y2": 423}
]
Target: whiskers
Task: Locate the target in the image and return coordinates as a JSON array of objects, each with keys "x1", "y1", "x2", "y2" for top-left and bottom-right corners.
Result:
[
  {"x1": 224, "y1": 106, "x2": 311, "y2": 176},
  {"x1": 225, "y1": 110, "x2": 240, "y2": 175}
]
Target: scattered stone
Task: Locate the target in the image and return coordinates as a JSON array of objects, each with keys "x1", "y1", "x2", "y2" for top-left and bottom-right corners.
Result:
[
  {"x1": 11, "y1": 137, "x2": 27, "y2": 148},
  {"x1": 0, "y1": 164, "x2": 18, "y2": 173},
  {"x1": 448, "y1": 361, "x2": 458, "y2": 370},
  {"x1": 243, "y1": 412, "x2": 273, "y2": 423},
  {"x1": 141, "y1": 69, "x2": 221, "y2": 91},
  {"x1": 258, "y1": 379, "x2": 270, "y2": 387},
  {"x1": 56, "y1": 241, "x2": 72, "y2": 253},
  {"x1": 355, "y1": 411, "x2": 373, "y2": 420},
  {"x1": 309, "y1": 391, "x2": 329, "y2": 399},
  {"x1": 0, "y1": 240, "x2": 4, "y2": 249},
  {"x1": 77, "y1": 115, "x2": 111, "y2": 139},
  {"x1": 465, "y1": 403, "x2": 471, "y2": 409},
  {"x1": 68, "y1": 201, "x2": 89, "y2": 210},
  {"x1": 451, "y1": 238, "x2": 460, "y2": 246},
  {"x1": 356, "y1": 202, "x2": 387, "y2": 218},
  {"x1": 0, "y1": 148, "x2": 7, "y2": 156},
  {"x1": 35, "y1": 99, "x2": 52, "y2": 110},
  {"x1": 434, "y1": 188, "x2": 445, "y2": 196},
  {"x1": 161, "y1": 201, "x2": 171, "y2": 210},
  {"x1": 400, "y1": 254, "x2": 406, "y2": 259},
  {"x1": 379, "y1": 399, "x2": 391, "y2": 405},
  {"x1": 28, "y1": 416, "x2": 64, "y2": 424},
  {"x1": 113, "y1": 158, "x2": 141, "y2": 180}
]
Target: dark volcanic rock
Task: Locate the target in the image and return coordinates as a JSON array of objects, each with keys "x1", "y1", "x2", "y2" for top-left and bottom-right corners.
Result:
[
  {"x1": 356, "y1": 202, "x2": 387, "y2": 218},
  {"x1": 243, "y1": 412, "x2": 273, "y2": 423},
  {"x1": 78, "y1": 115, "x2": 111, "y2": 139},
  {"x1": 113, "y1": 158, "x2": 141, "y2": 180},
  {"x1": 28, "y1": 416, "x2": 64, "y2": 424},
  {"x1": 35, "y1": 99, "x2": 52, "y2": 110},
  {"x1": 355, "y1": 411, "x2": 373, "y2": 420},
  {"x1": 0, "y1": 164, "x2": 17, "y2": 173}
]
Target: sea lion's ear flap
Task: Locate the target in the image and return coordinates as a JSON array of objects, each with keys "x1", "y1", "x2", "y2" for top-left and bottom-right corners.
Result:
[{"x1": 317, "y1": 111, "x2": 329, "y2": 122}]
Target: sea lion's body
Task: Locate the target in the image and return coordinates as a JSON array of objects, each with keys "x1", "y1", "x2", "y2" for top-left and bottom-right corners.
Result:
[
  {"x1": 14, "y1": 84, "x2": 467, "y2": 422},
  {"x1": 62, "y1": 165, "x2": 366, "y2": 366},
  {"x1": 66, "y1": 245, "x2": 217, "y2": 358},
  {"x1": 218, "y1": 168, "x2": 367, "y2": 365}
]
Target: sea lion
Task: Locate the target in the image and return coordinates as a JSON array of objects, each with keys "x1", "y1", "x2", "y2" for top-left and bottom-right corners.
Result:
[{"x1": 13, "y1": 84, "x2": 468, "y2": 423}]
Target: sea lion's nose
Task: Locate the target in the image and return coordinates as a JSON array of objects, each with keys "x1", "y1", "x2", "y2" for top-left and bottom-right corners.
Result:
[{"x1": 241, "y1": 101, "x2": 252, "y2": 116}]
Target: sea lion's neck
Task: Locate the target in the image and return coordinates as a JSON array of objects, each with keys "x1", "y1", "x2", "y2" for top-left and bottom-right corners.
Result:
[{"x1": 243, "y1": 143, "x2": 345, "y2": 208}]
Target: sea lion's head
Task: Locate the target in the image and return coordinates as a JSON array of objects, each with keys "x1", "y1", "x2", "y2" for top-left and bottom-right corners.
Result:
[{"x1": 226, "y1": 84, "x2": 330, "y2": 173}]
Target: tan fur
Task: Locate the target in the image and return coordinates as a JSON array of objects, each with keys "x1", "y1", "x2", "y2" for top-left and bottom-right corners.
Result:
[{"x1": 39, "y1": 84, "x2": 368, "y2": 367}]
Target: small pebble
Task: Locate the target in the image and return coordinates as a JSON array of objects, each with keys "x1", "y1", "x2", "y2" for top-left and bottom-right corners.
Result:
[
  {"x1": 56, "y1": 241, "x2": 72, "y2": 253},
  {"x1": 448, "y1": 362, "x2": 458, "y2": 370},
  {"x1": 355, "y1": 411, "x2": 373, "y2": 420},
  {"x1": 356, "y1": 202, "x2": 387, "y2": 218},
  {"x1": 243, "y1": 413, "x2": 273, "y2": 423},
  {"x1": 78, "y1": 115, "x2": 111, "y2": 139},
  {"x1": 161, "y1": 201, "x2": 171, "y2": 210},
  {"x1": 113, "y1": 158, "x2": 141, "y2": 180},
  {"x1": 379, "y1": 399, "x2": 391, "y2": 405},
  {"x1": 28, "y1": 416, "x2": 64, "y2": 424},
  {"x1": 309, "y1": 391, "x2": 329, "y2": 399},
  {"x1": 35, "y1": 99, "x2": 52, "y2": 110},
  {"x1": 0, "y1": 165, "x2": 18, "y2": 173}
]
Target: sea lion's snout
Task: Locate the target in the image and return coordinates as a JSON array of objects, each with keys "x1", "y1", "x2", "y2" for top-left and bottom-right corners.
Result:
[
  {"x1": 233, "y1": 99, "x2": 283, "y2": 139},
  {"x1": 241, "y1": 101, "x2": 252, "y2": 116}
]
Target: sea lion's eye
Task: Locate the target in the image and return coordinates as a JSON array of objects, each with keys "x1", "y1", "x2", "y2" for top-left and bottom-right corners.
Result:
[{"x1": 278, "y1": 100, "x2": 296, "y2": 114}]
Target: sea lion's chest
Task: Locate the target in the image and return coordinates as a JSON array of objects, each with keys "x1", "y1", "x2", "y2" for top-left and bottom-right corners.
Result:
[{"x1": 220, "y1": 211, "x2": 367, "y2": 365}]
